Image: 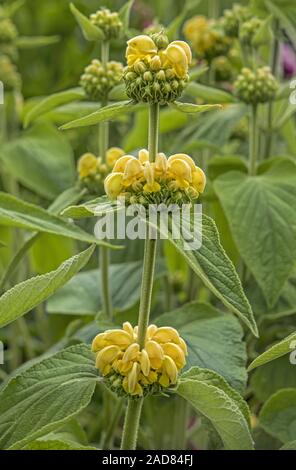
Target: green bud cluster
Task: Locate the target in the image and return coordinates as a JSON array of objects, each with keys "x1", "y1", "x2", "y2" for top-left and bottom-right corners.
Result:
[
  {"x1": 120, "y1": 180, "x2": 197, "y2": 208},
  {"x1": 106, "y1": 372, "x2": 165, "y2": 400},
  {"x1": 144, "y1": 20, "x2": 166, "y2": 37},
  {"x1": 221, "y1": 4, "x2": 250, "y2": 37},
  {"x1": 0, "y1": 17, "x2": 18, "y2": 43},
  {"x1": 212, "y1": 55, "x2": 233, "y2": 82},
  {"x1": 90, "y1": 8, "x2": 123, "y2": 40},
  {"x1": 239, "y1": 18, "x2": 263, "y2": 47},
  {"x1": 0, "y1": 55, "x2": 21, "y2": 91},
  {"x1": 124, "y1": 63, "x2": 189, "y2": 105},
  {"x1": 80, "y1": 59, "x2": 123, "y2": 101},
  {"x1": 234, "y1": 67, "x2": 279, "y2": 104}
]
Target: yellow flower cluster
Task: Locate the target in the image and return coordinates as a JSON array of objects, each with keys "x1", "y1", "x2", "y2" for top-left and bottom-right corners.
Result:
[
  {"x1": 104, "y1": 150, "x2": 206, "y2": 205},
  {"x1": 126, "y1": 35, "x2": 191, "y2": 79},
  {"x1": 77, "y1": 147, "x2": 125, "y2": 194},
  {"x1": 183, "y1": 16, "x2": 231, "y2": 62},
  {"x1": 92, "y1": 322, "x2": 187, "y2": 397},
  {"x1": 123, "y1": 34, "x2": 192, "y2": 104}
]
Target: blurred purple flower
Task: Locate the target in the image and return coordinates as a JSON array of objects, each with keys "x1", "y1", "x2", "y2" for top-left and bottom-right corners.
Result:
[{"x1": 280, "y1": 43, "x2": 296, "y2": 78}]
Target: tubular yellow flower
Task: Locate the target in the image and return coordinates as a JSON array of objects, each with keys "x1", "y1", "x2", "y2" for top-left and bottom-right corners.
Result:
[
  {"x1": 126, "y1": 35, "x2": 157, "y2": 66},
  {"x1": 113, "y1": 155, "x2": 135, "y2": 173},
  {"x1": 106, "y1": 147, "x2": 125, "y2": 168},
  {"x1": 168, "y1": 158, "x2": 192, "y2": 184},
  {"x1": 78, "y1": 153, "x2": 98, "y2": 179},
  {"x1": 183, "y1": 16, "x2": 209, "y2": 42},
  {"x1": 138, "y1": 149, "x2": 149, "y2": 164},
  {"x1": 123, "y1": 158, "x2": 144, "y2": 186},
  {"x1": 192, "y1": 167, "x2": 206, "y2": 193},
  {"x1": 96, "y1": 345, "x2": 121, "y2": 375},
  {"x1": 155, "y1": 152, "x2": 168, "y2": 177},
  {"x1": 163, "y1": 43, "x2": 188, "y2": 78},
  {"x1": 168, "y1": 153, "x2": 196, "y2": 172},
  {"x1": 104, "y1": 172, "x2": 124, "y2": 200},
  {"x1": 92, "y1": 322, "x2": 187, "y2": 398},
  {"x1": 143, "y1": 162, "x2": 161, "y2": 193}
]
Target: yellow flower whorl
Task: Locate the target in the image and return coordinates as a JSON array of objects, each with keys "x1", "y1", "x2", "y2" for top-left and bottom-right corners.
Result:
[
  {"x1": 104, "y1": 150, "x2": 206, "y2": 205},
  {"x1": 92, "y1": 322, "x2": 188, "y2": 397},
  {"x1": 123, "y1": 34, "x2": 192, "y2": 104}
]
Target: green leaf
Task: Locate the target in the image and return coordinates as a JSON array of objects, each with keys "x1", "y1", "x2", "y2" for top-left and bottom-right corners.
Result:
[
  {"x1": 214, "y1": 160, "x2": 296, "y2": 307},
  {"x1": 248, "y1": 331, "x2": 296, "y2": 371},
  {"x1": 281, "y1": 440, "x2": 296, "y2": 450},
  {"x1": 259, "y1": 389, "x2": 296, "y2": 443},
  {"x1": 24, "y1": 88, "x2": 85, "y2": 128},
  {"x1": 0, "y1": 344, "x2": 97, "y2": 449},
  {"x1": 3, "y1": 0, "x2": 25, "y2": 17},
  {"x1": 180, "y1": 367, "x2": 251, "y2": 425},
  {"x1": 166, "y1": 0, "x2": 201, "y2": 40},
  {"x1": 15, "y1": 35, "x2": 60, "y2": 48},
  {"x1": 250, "y1": 356, "x2": 296, "y2": 402},
  {"x1": 47, "y1": 259, "x2": 166, "y2": 316},
  {"x1": 170, "y1": 101, "x2": 222, "y2": 114},
  {"x1": 24, "y1": 439, "x2": 97, "y2": 450},
  {"x1": 108, "y1": 83, "x2": 128, "y2": 101},
  {"x1": 118, "y1": 0, "x2": 134, "y2": 30},
  {"x1": 0, "y1": 246, "x2": 95, "y2": 328},
  {"x1": 0, "y1": 123, "x2": 76, "y2": 200},
  {"x1": 0, "y1": 192, "x2": 111, "y2": 247},
  {"x1": 60, "y1": 101, "x2": 139, "y2": 130},
  {"x1": 161, "y1": 214, "x2": 257, "y2": 336},
  {"x1": 265, "y1": 0, "x2": 296, "y2": 46},
  {"x1": 175, "y1": 377, "x2": 254, "y2": 449},
  {"x1": 61, "y1": 196, "x2": 120, "y2": 219},
  {"x1": 70, "y1": 3, "x2": 104, "y2": 41},
  {"x1": 185, "y1": 82, "x2": 237, "y2": 104},
  {"x1": 156, "y1": 302, "x2": 247, "y2": 392},
  {"x1": 0, "y1": 187, "x2": 85, "y2": 292}
]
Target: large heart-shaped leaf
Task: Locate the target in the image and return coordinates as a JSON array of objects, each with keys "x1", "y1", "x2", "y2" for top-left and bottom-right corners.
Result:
[
  {"x1": 176, "y1": 371, "x2": 254, "y2": 449},
  {"x1": 259, "y1": 389, "x2": 296, "y2": 443},
  {"x1": 0, "y1": 123, "x2": 75, "y2": 200},
  {"x1": 0, "y1": 245, "x2": 95, "y2": 327},
  {"x1": 156, "y1": 302, "x2": 247, "y2": 392},
  {"x1": 214, "y1": 160, "x2": 296, "y2": 307},
  {"x1": 0, "y1": 344, "x2": 97, "y2": 449}
]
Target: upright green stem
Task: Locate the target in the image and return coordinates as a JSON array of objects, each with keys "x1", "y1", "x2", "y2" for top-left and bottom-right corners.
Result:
[
  {"x1": 121, "y1": 399, "x2": 143, "y2": 450},
  {"x1": 264, "y1": 19, "x2": 279, "y2": 159},
  {"x1": 98, "y1": 40, "x2": 113, "y2": 320},
  {"x1": 208, "y1": 0, "x2": 219, "y2": 18},
  {"x1": 249, "y1": 104, "x2": 258, "y2": 176},
  {"x1": 121, "y1": 103, "x2": 159, "y2": 450},
  {"x1": 148, "y1": 103, "x2": 159, "y2": 162}
]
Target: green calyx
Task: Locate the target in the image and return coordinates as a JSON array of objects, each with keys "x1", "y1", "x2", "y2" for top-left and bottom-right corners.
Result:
[
  {"x1": 0, "y1": 17, "x2": 18, "y2": 44},
  {"x1": 234, "y1": 66, "x2": 279, "y2": 104},
  {"x1": 0, "y1": 55, "x2": 21, "y2": 91},
  {"x1": 212, "y1": 55, "x2": 233, "y2": 82},
  {"x1": 90, "y1": 8, "x2": 123, "y2": 40},
  {"x1": 106, "y1": 372, "x2": 171, "y2": 400},
  {"x1": 221, "y1": 4, "x2": 251, "y2": 38},
  {"x1": 80, "y1": 59, "x2": 123, "y2": 101},
  {"x1": 239, "y1": 18, "x2": 263, "y2": 47},
  {"x1": 123, "y1": 64, "x2": 188, "y2": 105}
]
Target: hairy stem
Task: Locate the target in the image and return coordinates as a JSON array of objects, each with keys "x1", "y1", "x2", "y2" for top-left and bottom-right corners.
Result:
[
  {"x1": 120, "y1": 103, "x2": 159, "y2": 450},
  {"x1": 120, "y1": 399, "x2": 143, "y2": 450},
  {"x1": 249, "y1": 104, "x2": 258, "y2": 176},
  {"x1": 264, "y1": 19, "x2": 279, "y2": 159},
  {"x1": 99, "y1": 40, "x2": 113, "y2": 320}
]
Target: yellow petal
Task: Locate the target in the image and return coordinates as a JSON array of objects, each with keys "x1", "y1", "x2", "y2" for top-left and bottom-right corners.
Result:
[
  {"x1": 159, "y1": 373, "x2": 170, "y2": 388},
  {"x1": 162, "y1": 355, "x2": 178, "y2": 383},
  {"x1": 165, "y1": 44, "x2": 188, "y2": 78},
  {"x1": 127, "y1": 362, "x2": 140, "y2": 393},
  {"x1": 168, "y1": 158, "x2": 192, "y2": 182},
  {"x1": 104, "y1": 172, "x2": 124, "y2": 200},
  {"x1": 122, "y1": 343, "x2": 140, "y2": 363},
  {"x1": 170, "y1": 41, "x2": 192, "y2": 64},
  {"x1": 143, "y1": 182, "x2": 161, "y2": 193},
  {"x1": 140, "y1": 349, "x2": 151, "y2": 376},
  {"x1": 127, "y1": 35, "x2": 157, "y2": 55},
  {"x1": 146, "y1": 324, "x2": 158, "y2": 340},
  {"x1": 104, "y1": 329, "x2": 132, "y2": 348},
  {"x1": 95, "y1": 345, "x2": 120, "y2": 372},
  {"x1": 91, "y1": 332, "x2": 107, "y2": 352},
  {"x1": 123, "y1": 158, "x2": 143, "y2": 182},
  {"x1": 138, "y1": 149, "x2": 149, "y2": 164},
  {"x1": 155, "y1": 153, "x2": 168, "y2": 175},
  {"x1": 145, "y1": 340, "x2": 164, "y2": 369},
  {"x1": 78, "y1": 153, "x2": 98, "y2": 178},
  {"x1": 123, "y1": 321, "x2": 135, "y2": 339},
  {"x1": 178, "y1": 337, "x2": 188, "y2": 356},
  {"x1": 168, "y1": 153, "x2": 196, "y2": 172},
  {"x1": 106, "y1": 147, "x2": 125, "y2": 168},
  {"x1": 162, "y1": 342, "x2": 186, "y2": 369},
  {"x1": 152, "y1": 326, "x2": 180, "y2": 344},
  {"x1": 192, "y1": 167, "x2": 206, "y2": 193},
  {"x1": 113, "y1": 155, "x2": 135, "y2": 173}
]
